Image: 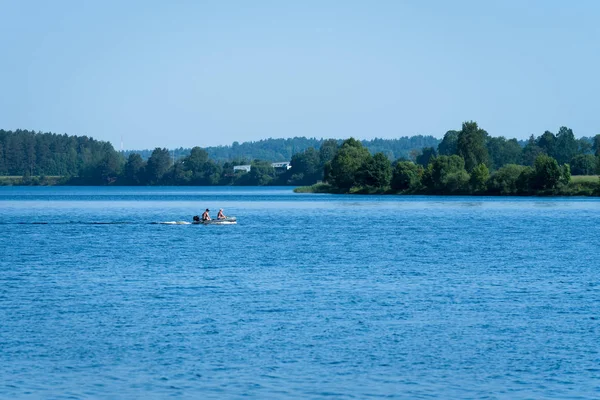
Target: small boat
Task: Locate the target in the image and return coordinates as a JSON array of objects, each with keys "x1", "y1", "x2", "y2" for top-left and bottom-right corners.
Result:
[{"x1": 192, "y1": 216, "x2": 237, "y2": 225}]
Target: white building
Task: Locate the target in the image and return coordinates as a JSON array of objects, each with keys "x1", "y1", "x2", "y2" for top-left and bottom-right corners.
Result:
[
  {"x1": 271, "y1": 161, "x2": 291, "y2": 170},
  {"x1": 233, "y1": 165, "x2": 251, "y2": 173}
]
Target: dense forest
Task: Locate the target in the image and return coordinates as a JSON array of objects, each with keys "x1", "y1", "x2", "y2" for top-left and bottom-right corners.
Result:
[
  {"x1": 296, "y1": 122, "x2": 600, "y2": 196},
  {"x1": 0, "y1": 129, "x2": 437, "y2": 186},
  {"x1": 1, "y1": 125, "x2": 599, "y2": 195},
  {"x1": 121, "y1": 135, "x2": 440, "y2": 162}
]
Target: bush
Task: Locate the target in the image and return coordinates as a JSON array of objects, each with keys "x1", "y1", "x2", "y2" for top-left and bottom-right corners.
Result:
[
  {"x1": 488, "y1": 164, "x2": 528, "y2": 195},
  {"x1": 422, "y1": 155, "x2": 470, "y2": 194},
  {"x1": 391, "y1": 161, "x2": 422, "y2": 192}
]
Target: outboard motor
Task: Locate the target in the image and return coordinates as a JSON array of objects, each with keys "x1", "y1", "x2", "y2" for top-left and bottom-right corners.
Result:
[{"x1": 193, "y1": 215, "x2": 200, "y2": 222}]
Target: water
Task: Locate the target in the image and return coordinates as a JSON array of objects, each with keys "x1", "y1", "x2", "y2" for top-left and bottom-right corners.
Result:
[{"x1": 1, "y1": 187, "x2": 599, "y2": 399}]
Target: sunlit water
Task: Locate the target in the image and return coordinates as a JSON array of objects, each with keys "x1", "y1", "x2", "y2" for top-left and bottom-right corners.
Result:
[{"x1": 1, "y1": 187, "x2": 599, "y2": 399}]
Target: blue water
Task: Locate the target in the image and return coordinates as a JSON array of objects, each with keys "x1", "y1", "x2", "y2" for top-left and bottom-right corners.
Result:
[{"x1": 1, "y1": 187, "x2": 599, "y2": 399}]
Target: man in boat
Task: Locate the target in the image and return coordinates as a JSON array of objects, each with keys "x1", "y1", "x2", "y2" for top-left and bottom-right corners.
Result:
[
  {"x1": 202, "y1": 209, "x2": 211, "y2": 222},
  {"x1": 217, "y1": 209, "x2": 227, "y2": 220}
]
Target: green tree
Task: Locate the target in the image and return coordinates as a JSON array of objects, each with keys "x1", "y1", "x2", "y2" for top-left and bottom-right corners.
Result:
[
  {"x1": 487, "y1": 137, "x2": 522, "y2": 170},
  {"x1": 123, "y1": 153, "x2": 145, "y2": 185},
  {"x1": 554, "y1": 126, "x2": 578, "y2": 164},
  {"x1": 560, "y1": 163, "x2": 571, "y2": 187},
  {"x1": 531, "y1": 155, "x2": 561, "y2": 190},
  {"x1": 391, "y1": 161, "x2": 422, "y2": 192},
  {"x1": 146, "y1": 148, "x2": 172, "y2": 184},
  {"x1": 457, "y1": 121, "x2": 489, "y2": 172},
  {"x1": 469, "y1": 163, "x2": 489, "y2": 193},
  {"x1": 577, "y1": 138, "x2": 593, "y2": 155},
  {"x1": 488, "y1": 164, "x2": 529, "y2": 195},
  {"x1": 522, "y1": 135, "x2": 544, "y2": 166},
  {"x1": 437, "y1": 130, "x2": 459, "y2": 155},
  {"x1": 593, "y1": 134, "x2": 600, "y2": 156},
  {"x1": 319, "y1": 139, "x2": 338, "y2": 166},
  {"x1": 516, "y1": 166, "x2": 535, "y2": 194},
  {"x1": 570, "y1": 154, "x2": 597, "y2": 175},
  {"x1": 328, "y1": 138, "x2": 371, "y2": 189},
  {"x1": 0, "y1": 142, "x2": 5, "y2": 174},
  {"x1": 185, "y1": 147, "x2": 209, "y2": 172},
  {"x1": 356, "y1": 152, "x2": 392, "y2": 188},
  {"x1": 170, "y1": 160, "x2": 192, "y2": 185},
  {"x1": 289, "y1": 147, "x2": 321, "y2": 185},
  {"x1": 536, "y1": 131, "x2": 556, "y2": 158},
  {"x1": 237, "y1": 160, "x2": 276, "y2": 185},
  {"x1": 416, "y1": 147, "x2": 437, "y2": 167},
  {"x1": 422, "y1": 155, "x2": 470, "y2": 194}
]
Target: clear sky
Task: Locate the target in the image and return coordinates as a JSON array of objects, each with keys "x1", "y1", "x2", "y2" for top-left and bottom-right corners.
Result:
[{"x1": 1, "y1": 0, "x2": 599, "y2": 149}]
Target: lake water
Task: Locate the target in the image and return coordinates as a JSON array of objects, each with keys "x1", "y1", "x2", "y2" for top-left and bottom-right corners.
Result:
[{"x1": 1, "y1": 187, "x2": 599, "y2": 399}]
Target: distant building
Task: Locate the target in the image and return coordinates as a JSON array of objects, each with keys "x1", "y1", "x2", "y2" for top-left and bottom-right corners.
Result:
[
  {"x1": 233, "y1": 165, "x2": 251, "y2": 173},
  {"x1": 271, "y1": 161, "x2": 291, "y2": 170}
]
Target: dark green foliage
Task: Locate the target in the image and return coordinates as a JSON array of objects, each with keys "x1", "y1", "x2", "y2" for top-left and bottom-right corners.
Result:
[
  {"x1": 437, "y1": 130, "x2": 458, "y2": 156},
  {"x1": 457, "y1": 121, "x2": 489, "y2": 172},
  {"x1": 536, "y1": 131, "x2": 556, "y2": 157},
  {"x1": 319, "y1": 139, "x2": 338, "y2": 165},
  {"x1": 593, "y1": 135, "x2": 600, "y2": 157},
  {"x1": 570, "y1": 154, "x2": 597, "y2": 175},
  {"x1": 0, "y1": 129, "x2": 121, "y2": 177},
  {"x1": 577, "y1": 138, "x2": 593, "y2": 155},
  {"x1": 422, "y1": 155, "x2": 470, "y2": 194},
  {"x1": 416, "y1": 147, "x2": 437, "y2": 167},
  {"x1": 122, "y1": 136, "x2": 440, "y2": 163},
  {"x1": 560, "y1": 164, "x2": 571, "y2": 187},
  {"x1": 531, "y1": 155, "x2": 562, "y2": 190},
  {"x1": 185, "y1": 147, "x2": 209, "y2": 173},
  {"x1": 487, "y1": 137, "x2": 522, "y2": 170},
  {"x1": 84, "y1": 145, "x2": 122, "y2": 184},
  {"x1": 286, "y1": 147, "x2": 321, "y2": 185},
  {"x1": 516, "y1": 166, "x2": 535, "y2": 194},
  {"x1": 469, "y1": 163, "x2": 489, "y2": 193},
  {"x1": 1, "y1": 125, "x2": 598, "y2": 195},
  {"x1": 179, "y1": 147, "x2": 222, "y2": 185},
  {"x1": 145, "y1": 148, "x2": 172, "y2": 184},
  {"x1": 554, "y1": 127, "x2": 578, "y2": 164},
  {"x1": 391, "y1": 161, "x2": 422, "y2": 191},
  {"x1": 522, "y1": 135, "x2": 544, "y2": 166},
  {"x1": 488, "y1": 164, "x2": 529, "y2": 195},
  {"x1": 327, "y1": 138, "x2": 372, "y2": 189},
  {"x1": 124, "y1": 153, "x2": 145, "y2": 185},
  {"x1": 356, "y1": 152, "x2": 392, "y2": 188},
  {"x1": 235, "y1": 160, "x2": 276, "y2": 186}
]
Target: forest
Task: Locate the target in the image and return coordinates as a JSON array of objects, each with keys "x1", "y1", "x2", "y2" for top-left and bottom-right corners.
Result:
[
  {"x1": 122, "y1": 135, "x2": 440, "y2": 163},
  {"x1": 296, "y1": 122, "x2": 600, "y2": 196},
  {"x1": 0, "y1": 130, "x2": 436, "y2": 186},
  {"x1": 1, "y1": 124, "x2": 599, "y2": 195}
]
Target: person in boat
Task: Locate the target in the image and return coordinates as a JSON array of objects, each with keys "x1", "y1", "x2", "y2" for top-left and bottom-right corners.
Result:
[
  {"x1": 217, "y1": 209, "x2": 227, "y2": 220},
  {"x1": 202, "y1": 209, "x2": 211, "y2": 221}
]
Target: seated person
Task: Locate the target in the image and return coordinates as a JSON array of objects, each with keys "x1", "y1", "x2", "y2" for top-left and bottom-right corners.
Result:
[
  {"x1": 217, "y1": 209, "x2": 227, "y2": 219},
  {"x1": 202, "y1": 209, "x2": 211, "y2": 221}
]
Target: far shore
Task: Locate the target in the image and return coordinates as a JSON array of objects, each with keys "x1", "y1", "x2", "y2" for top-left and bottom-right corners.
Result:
[{"x1": 294, "y1": 178, "x2": 600, "y2": 197}]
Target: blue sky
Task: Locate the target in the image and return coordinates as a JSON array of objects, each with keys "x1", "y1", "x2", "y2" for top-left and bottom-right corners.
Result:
[{"x1": 1, "y1": 0, "x2": 598, "y2": 149}]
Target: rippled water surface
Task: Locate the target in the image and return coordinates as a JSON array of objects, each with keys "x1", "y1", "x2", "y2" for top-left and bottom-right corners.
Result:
[{"x1": 1, "y1": 187, "x2": 599, "y2": 399}]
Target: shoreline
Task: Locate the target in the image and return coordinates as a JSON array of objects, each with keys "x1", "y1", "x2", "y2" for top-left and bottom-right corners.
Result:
[{"x1": 293, "y1": 182, "x2": 600, "y2": 197}]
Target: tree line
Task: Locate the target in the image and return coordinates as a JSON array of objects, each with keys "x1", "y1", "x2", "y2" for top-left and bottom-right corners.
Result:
[
  {"x1": 121, "y1": 135, "x2": 440, "y2": 163},
  {"x1": 297, "y1": 122, "x2": 600, "y2": 196},
  {"x1": 1, "y1": 125, "x2": 599, "y2": 194},
  {"x1": 0, "y1": 129, "x2": 437, "y2": 185}
]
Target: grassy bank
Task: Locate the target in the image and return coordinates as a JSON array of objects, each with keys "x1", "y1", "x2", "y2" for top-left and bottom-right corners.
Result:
[
  {"x1": 0, "y1": 176, "x2": 64, "y2": 186},
  {"x1": 295, "y1": 176, "x2": 600, "y2": 196},
  {"x1": 293, "y1": 183, "x2": 338, "y2": 193}
]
